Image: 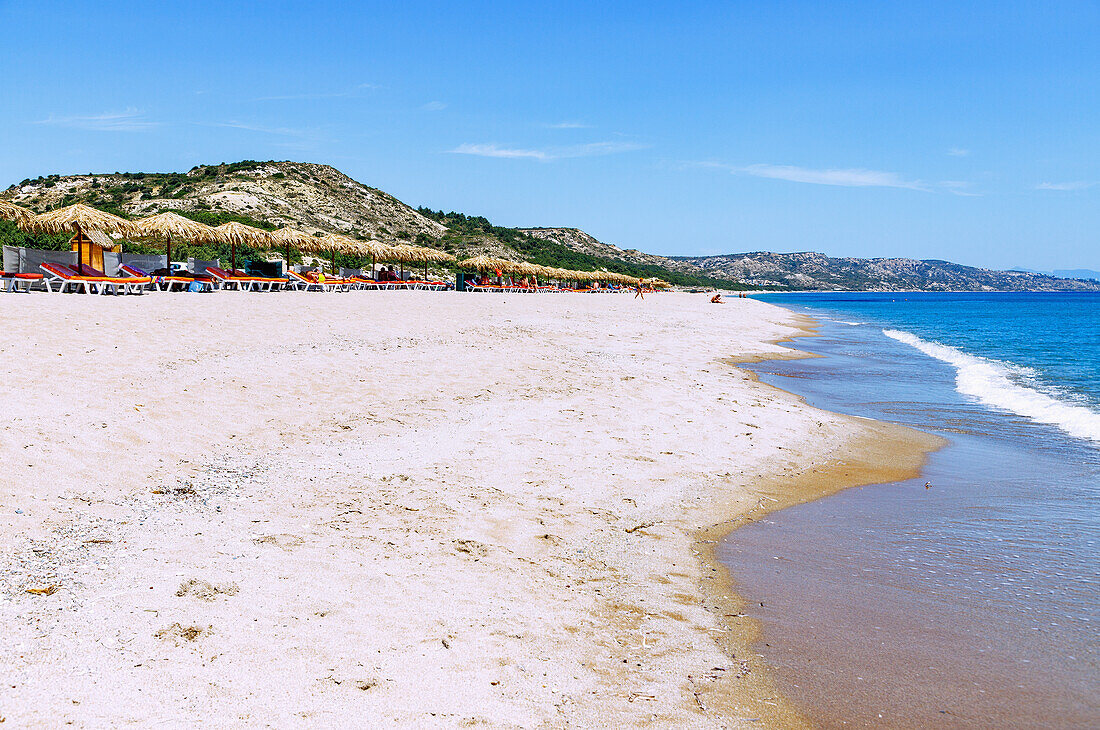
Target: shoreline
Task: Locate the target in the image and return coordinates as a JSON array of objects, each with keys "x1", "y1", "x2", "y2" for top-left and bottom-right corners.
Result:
[
  {"x1": 690, "y1": 312, "x2": 946, "y2": 726},
  {"x1": 0, "y1": 292, "x2": 943, "y2": 727}
]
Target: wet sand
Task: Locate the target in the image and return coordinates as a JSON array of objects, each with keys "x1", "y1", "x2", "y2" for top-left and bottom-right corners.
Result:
[
  {"x1": 0, "y1": 290, "x2": 939, "y2": 727},
  {"x1": 719, "y1": 316, "x2": 1099, "y2": 728}
]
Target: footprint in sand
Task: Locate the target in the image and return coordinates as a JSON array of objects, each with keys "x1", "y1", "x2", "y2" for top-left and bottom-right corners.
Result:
[
  {"x1": 155, "y1": 622, "x2": 211, "y2": 645},
  {"x1": 176, "y1": 578, "x2": 239, "y2": 601},
  {"x1": 317, "y1": 675, "x2": 379, "y2": 692},
  {"x1": 252, "y1": 534, "x2": 305, "y2": 550},
  {"x1": 452, "y1": 539, "x2": 489, "y2": 558}
]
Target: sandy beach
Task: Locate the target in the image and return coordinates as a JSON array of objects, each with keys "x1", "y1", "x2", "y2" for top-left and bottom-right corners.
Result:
[{"x1": 0, "y1": 291, "x2": 939, "y2": 727}]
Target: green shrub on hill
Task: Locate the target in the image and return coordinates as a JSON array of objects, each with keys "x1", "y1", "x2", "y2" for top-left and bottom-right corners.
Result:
[
  {"x1": 0, "y1": 219, "x2": 71, "y2": 251},
  {"x1": 417, "y1": 208, "x2": 746, "y2": 289}
]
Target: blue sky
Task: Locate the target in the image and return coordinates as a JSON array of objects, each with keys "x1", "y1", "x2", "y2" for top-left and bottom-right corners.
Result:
[{"x1": 2, "y1": 1, "x2": 1097, "y2": 270}]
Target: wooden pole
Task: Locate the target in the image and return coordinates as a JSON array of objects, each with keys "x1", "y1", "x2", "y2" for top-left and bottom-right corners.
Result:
[
  {"x1": 231, "y1": 242, "x2": 237, "y2": 273},
  {"x1": 166, "y1": 234, "x2": 172, "y2": 274},
  {"x1": 75, "y1": 223, "x2": 84, "y2": 275},
  {"x1": 371, "y1": 254, "x2": 375, "y2": 280}
]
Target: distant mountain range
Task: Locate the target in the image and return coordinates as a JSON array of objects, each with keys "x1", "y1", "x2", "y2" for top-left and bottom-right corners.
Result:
[
  {"x1": 672, "y1": 251, "x2": 1100, "y2": 292},
  {"x1": 1011, "y1": 267, "x2": 1100, "y2": 281}
]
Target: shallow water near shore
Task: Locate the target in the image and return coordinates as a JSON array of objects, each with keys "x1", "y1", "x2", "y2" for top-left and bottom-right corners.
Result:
[{"x1": 720, "y1": 293, "x2": 1099, "y2": 728}]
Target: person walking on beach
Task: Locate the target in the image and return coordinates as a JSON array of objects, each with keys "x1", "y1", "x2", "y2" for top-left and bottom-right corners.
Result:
[{"x1": 634, "y1": 281, "x2": 644, "y2": 300}]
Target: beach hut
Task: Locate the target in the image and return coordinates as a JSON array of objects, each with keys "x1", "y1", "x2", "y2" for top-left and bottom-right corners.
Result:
[
  {"x1": 212, "y1": 221, "x2": 274, "y2": 273},
  {"x1": 23, "y1": 204, "x2": 139, "y2": 274},
  {"x1": 133, "y1": 212, "x2": 220, "y2": 272}
]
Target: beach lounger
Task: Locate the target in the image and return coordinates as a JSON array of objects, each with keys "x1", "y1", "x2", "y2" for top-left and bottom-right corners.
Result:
[
  {"x1": 351, "y1": 276, "x2": 383, "y2": 290},
  {"x1": 231, "y1": 268, "x2": 285, "y2": 291},
  {"x1": 120, "y1": 264, "x2": 197, "y2": 292},
  {"x1": 1, "y1": 271, "x2": 45, "y2": 292},
  {"x1": 400, "y1": 279, "x2": 436, "y2": 291},
  {"x1": 39, "y1": 262, "x2": 149, "y2": 295},
  {"x1": 117, "y1": 264, "x2": 163, "y2": 292},
  {"x1": 206, "y1": 266, "x2": 282, "y2": 292},
  {"x1": 85, "y1": 264, "x2": 151, "y2": 294},
  {"x1": 286, "y1": 269, "x2": 350, "y2": 292}
]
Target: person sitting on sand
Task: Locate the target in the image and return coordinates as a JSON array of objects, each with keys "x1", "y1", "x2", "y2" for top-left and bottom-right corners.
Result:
[{"x1": 711, "y1": 293, "x2": 723, "y2": 304}]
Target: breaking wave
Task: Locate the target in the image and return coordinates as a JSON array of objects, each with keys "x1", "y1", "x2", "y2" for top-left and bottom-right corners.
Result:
[{"x1": 883, "y1": 329, "x2": 1100, "y2": 444}]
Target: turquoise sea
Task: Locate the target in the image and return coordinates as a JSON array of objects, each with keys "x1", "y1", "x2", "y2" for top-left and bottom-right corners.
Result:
[{"x1": 719, "y1": 292, "x2": 1099, "y2": 728}]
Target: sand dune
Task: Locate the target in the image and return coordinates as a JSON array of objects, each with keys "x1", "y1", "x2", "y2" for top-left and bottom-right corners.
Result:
[{"x1": 0, "y1": 291, "x2": 931, "y2": 727}]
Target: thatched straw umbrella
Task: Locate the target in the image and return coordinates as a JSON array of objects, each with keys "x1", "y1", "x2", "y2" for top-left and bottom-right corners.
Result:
[
  {"x1": 348, "y1": 238, "x2": 394, "y2": 279},
  {"x1": 458, "y1": 255, "x2": 524, "y2": 274},
  {"x1": 384, "y1": 243, "x2": 449, "y2": 280},
  {"x1": 24, "y1": 203, "x2": 139, "y2": 274},
  {"x1": 0, "y1": 200, "x2": 33, "y2": 226},
  {"x1": 133, "y1": 212, "x2": 219, "y2": 273},
  {"x1": 293, "y1": 233, "x2": 327, "y2": 269},
  {"x1": 212, "y1": 222, "x2": 274, "y2": 273},
  {"x1": 385, "y1": 244, "x2": 422, "y2": 280},
  {"x1": 272, "y1": 228, "x2": 315, "y2": 274},
  {"x1": 414, "y1": 246, "x2": 456, "y2": 280},
  {"x1": 314, "y1": 232, "x2": 365, "y2": 275}
]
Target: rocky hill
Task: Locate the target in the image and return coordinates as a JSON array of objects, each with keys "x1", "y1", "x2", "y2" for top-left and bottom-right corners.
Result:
[
  {"x1": 2, "y1": 161, "x2": 734, "y2": 288},
  {"x1": 516, "y1": 228, "x2": 695, "y2": 271},
  {"x1": 4, "y1": 161, "x2": 445, "y2": 243},
  {"x1": 673, "y1": 251, "x2": 1100, "y2": 292}
]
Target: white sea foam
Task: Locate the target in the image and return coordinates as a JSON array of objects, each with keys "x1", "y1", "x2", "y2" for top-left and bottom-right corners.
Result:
[
  {"x1": 819, "y1": 316, "x2": 865, "y2": 326},
  {"x1": 883, "y1": 329, "x2": 1100, "y2": 444}
]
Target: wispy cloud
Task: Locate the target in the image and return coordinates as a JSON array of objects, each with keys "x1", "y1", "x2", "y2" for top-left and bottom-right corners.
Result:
[
  {"x1": 1036, "y1": 181, "x2": 1094, "y2": 191},
  {"x1": 939, "y1": 180, "x2": 982, "y2": 197},
  {"x1": 947, "y1": 147, "x2": 970, "y2": 156},
  {"x1": 207, "y1": 120, "x2": 327, "y2": 150},
  {"x1": 546, "y1": 121, "x2": 592, "y2": 129},
  {"x1": 451, "y1": 143, "x2": 549, "y2": 160},
  {"x1": 695, "y1": 161, "x2": 928, "y2": 190},
  {"x1": 34, "y1": 108, "x2": 158, "y2": 132},
  {"x1": 689, "y1": 160, "x2": 986, "y2": 195},
  {"x1": 450, "y1": 141, "x2": 646, "y2": 161},
  {"x1": 212, "y1": 121, "x2": 314, "y2": 136},
  {"x1": 565, "y1": 141, "x2": 646, "y2": 157},
  {"x1": 421, "y1": 101, "x2": 447, "y2": 111}
]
